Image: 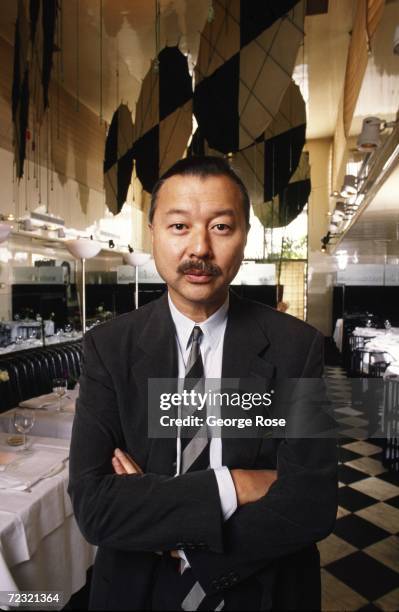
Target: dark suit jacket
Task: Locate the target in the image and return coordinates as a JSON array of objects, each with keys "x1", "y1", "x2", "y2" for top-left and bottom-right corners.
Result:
[{"x1": 68, "y1": 291, "x2": 338, "y2": 610}]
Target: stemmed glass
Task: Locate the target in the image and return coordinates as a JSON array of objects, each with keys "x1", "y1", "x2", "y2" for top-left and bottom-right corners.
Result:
[
  {"x1": 52, "y1": 378, "x2": 68, "y2": 412},
  {"x1": 384, "y1": 319, "x2": 392, "y2": 333},
  {"x1": 13, "y1": 408, "x2": 35, "y2": 451}
]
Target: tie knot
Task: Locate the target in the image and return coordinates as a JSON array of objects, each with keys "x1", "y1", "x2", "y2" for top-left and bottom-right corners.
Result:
[{"x1": 191, "y1": 326, "x2": 203, "y2": 344}]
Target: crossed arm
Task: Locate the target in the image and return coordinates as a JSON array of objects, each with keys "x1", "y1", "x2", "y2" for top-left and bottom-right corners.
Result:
[{"x1": 111, "y1": 447, "x2": 278, "y2": 559}]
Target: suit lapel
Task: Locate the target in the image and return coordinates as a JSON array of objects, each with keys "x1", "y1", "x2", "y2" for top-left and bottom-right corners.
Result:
[
  {"x1": 132, "y1": 292, "x2": 179, "y2": 475},
  {"x1": 221, "y1": 291, "x2": 275, "y2": 468}
]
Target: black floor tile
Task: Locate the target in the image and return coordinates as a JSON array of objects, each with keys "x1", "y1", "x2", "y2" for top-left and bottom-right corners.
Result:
[
  {"x1": 384, "y1": 494, "x2": 399, "y2": 509},
  {"x1": 338, "y1": 486, "x2": 377, "y2": 513},
  {"x1": 338, "y1": 447, "x2": 362, "y2": 463},
  {"x1": 378, "y1": 471, "x2": 399, "y2": 486},
  {"x1": 325, "y1": 551, "x2": 399, "y2": 602},
  {"x1": 338, "y1": 437, "x2": 357, "y2": 446},
  {"x1": 333, "y1": 514, "x2": 390, "y2": 548},
  {"x1": 338, "y1": 464, "x2": 370, "y2": 485}
]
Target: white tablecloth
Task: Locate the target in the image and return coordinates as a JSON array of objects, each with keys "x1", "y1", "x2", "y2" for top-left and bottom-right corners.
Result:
[
  {"x1": 0, "y1": 410, "x2": 74, "y2": 440},
  {"x1": 353, "y1": 326, "x2": 399, "y2": 337},
  {"x1": 0, "y1": 434, "x2": 95, "y2": 609},
  {"x1": 3, "y1": 321, "x2": 55, "y2": 341}
]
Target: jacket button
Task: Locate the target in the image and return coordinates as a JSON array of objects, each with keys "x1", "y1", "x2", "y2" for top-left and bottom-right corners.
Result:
[{"x1": 220, "y1": 578, "x2": 230, "y2": 589}]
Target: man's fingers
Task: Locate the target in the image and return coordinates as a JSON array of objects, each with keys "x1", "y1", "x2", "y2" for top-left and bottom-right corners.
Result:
[
  {"x1": 114, "y1": 449, "x2": 139, "y2": 474},
  {"x1": 112, "y1": 456, "x2": 127, "y2": 475}
]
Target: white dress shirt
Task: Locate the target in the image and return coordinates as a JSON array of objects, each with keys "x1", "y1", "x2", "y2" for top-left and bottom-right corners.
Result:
[{"x1": 168, "y1": 293, "x2": 238, "y2": 569}]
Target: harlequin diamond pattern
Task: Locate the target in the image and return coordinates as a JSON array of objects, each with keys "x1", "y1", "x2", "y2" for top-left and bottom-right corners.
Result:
[{"x1": 320, "y1": 362, "x2": 399, "y2": 611}]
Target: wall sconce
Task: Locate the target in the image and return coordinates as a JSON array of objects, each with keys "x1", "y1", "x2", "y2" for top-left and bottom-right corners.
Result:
[{"x1": 340, "y1": 174, "x2": 357, "y2": 198}]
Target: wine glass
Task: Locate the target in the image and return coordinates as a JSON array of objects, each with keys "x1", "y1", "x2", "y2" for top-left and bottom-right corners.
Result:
[
  {"x1": 13, "y1": 408, "x2": 35, "y2": 451},
  {"x1": 52, "y1": 378, "x2": 68, "y2": 412}
]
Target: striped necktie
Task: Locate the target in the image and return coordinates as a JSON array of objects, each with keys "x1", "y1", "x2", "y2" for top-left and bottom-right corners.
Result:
[
  {"x1": 181, "y1": 326, "x2": 209, "y2": 473},
  {"x1": 179, "y1": 327, "x2": 225, "y2": 611}
]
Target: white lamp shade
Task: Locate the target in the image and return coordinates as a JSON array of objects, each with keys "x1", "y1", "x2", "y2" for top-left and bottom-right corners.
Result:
[
  {"x1": 123, "y1": 252, "x2": 151, "y2": 267},
  {"x1": 0, "y1": 223, "x2": 11, "y2": 243},
  {"x1": 65, "y1": 239, "x2": 102, "y2": 259}
]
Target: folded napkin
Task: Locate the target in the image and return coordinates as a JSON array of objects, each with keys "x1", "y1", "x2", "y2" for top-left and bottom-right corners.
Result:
[
  {"x1": 0, "y1": 447, "x2": 69, "y2": 491},
  {"x1": 19, "y1": 388, "x2": 78, "y2": 411}
]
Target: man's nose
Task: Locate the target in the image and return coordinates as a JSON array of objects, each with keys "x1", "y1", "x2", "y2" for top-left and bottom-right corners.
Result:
[{"x1": 187, "y1": 227, "x2": 212, "y2": 259}]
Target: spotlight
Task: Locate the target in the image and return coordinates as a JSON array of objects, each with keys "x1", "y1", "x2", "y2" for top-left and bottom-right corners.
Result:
[
  {"x1": 108, "y1": 239, "x2": 115, "y2": 249},
  {"x1": 128, "y1": 244, "x2": 134, "y2": 253},
  {"x1": 357, "y1": 116, "x2": 382, "y2": 152},
  {"x1": 340, "y1": 175, "x2": 357, "y2": 198}
]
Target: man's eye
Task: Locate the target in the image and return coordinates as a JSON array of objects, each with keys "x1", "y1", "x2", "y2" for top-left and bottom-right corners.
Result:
[
  {"x1": 171, "y1": 224, "x2": 186, "y2": 230},
  {"x1": 213, "y1": 224, "x2": 230, "y2": 232}
]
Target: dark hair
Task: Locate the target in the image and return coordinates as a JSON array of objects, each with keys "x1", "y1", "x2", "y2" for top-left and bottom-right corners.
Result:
[{"x1": 149, "y1": 156, "x2": 250, "y2": 228}]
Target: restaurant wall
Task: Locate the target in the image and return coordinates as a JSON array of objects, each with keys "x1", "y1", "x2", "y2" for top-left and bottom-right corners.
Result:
[
  {"x1": 0, "y1": 32, "x2": 152, "y2": 251},
  {"x1": 0, "y1": 28, "x2": 152, "y2": 323},
  {"x1": 306, "y1": 138, "x2": 336, "y2": 336}
]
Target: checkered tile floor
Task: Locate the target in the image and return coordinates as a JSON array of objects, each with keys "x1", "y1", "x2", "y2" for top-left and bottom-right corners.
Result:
[{"x1": 320, "y1": 365, "x2": 399, "y2": 611}]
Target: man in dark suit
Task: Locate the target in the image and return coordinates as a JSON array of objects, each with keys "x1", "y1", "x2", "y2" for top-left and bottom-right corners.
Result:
[{"x1": 68, "y1": 156, "x2": 337, "y2": 611}]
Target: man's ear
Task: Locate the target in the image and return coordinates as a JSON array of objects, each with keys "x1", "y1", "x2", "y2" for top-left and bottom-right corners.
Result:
[{"x1": 149, "y1": 223, "x2": 154, "y2": 245}]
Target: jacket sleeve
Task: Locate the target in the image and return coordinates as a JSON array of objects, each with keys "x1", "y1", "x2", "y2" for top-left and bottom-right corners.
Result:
[
  {"x1": 185, "y1": 331, "x2": 338, "y2": 595},
  {"x1": 68, "y1": 330, "x2": 224, "y2": 554}
]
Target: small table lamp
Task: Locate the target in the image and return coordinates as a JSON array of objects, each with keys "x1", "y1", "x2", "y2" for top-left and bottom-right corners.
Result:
[
  {"x1": 123, "y1": 251, "x2": 151, "y2": 309},
  {"x1": 65, "y1": 239, "x2": 102, "y2": 333}
]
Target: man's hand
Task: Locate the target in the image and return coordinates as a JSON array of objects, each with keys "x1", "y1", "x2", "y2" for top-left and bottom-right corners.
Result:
[
  {"x1": 231, "y1": 469, "x2": 277, "y2": 506},
  {"x1": 112, "y1": 448, "x2": 143, "y2": 475},
  {"x1": 111, "y1": 450, "x2": 180, "y2": 560}
]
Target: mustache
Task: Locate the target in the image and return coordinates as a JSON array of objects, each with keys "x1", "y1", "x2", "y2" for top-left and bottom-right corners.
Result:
[{"x1": 178, "y1": 260, "x2": 222, "y2": 276}]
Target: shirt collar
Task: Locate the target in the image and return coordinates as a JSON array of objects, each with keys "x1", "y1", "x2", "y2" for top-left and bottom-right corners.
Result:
[{"x1": 168, "y1": 292, "x2": 229, "y2": 351}]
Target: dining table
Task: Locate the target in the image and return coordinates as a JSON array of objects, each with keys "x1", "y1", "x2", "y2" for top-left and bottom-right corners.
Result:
[
  {"x1": 0, "y1": 390, "x2": 78, "y2": 441},
  {"x1": 0, "y1": 390, "x2": 96, "y2": 609}
]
